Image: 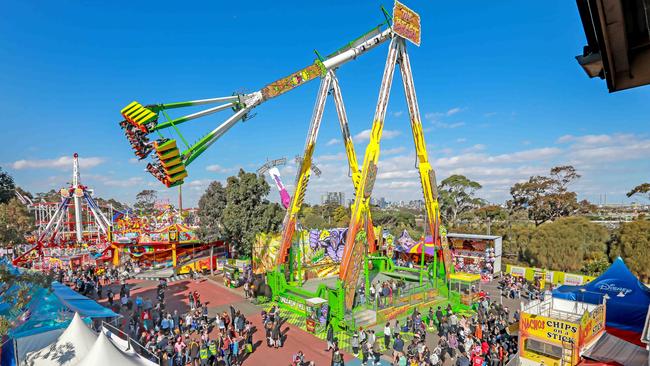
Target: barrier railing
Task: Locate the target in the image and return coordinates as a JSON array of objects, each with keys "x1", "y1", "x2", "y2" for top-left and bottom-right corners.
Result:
[{"x1": 102, "y1": 321, "x2": 159, "y2": 364}]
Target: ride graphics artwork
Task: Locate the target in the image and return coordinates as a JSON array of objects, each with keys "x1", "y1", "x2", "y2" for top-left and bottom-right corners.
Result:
[{"x1": 308, "y1": 228, "x2": 347, "y2": 263}]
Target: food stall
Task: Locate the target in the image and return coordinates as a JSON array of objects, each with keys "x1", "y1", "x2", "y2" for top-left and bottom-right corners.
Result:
[
  {"x1": 305, "y1": 297, "x2": 328, "y2": 334},
  {"x1": 449, "y1": 272, "x2": 483, "y2": 307}
]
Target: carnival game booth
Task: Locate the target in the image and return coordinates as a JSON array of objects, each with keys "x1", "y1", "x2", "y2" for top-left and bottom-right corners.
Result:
[
  {"x1": 553, "y1": 257, "x2": 650, "y2": 344},
  {"x1": 448, "y1": 272, "x2": 484, "y2": 308},
  {"x1": 446, "y1": 233, "x2": 502, "y2": 276},
  {"x1": 519, "y1": 297, "x2": 606, "y2": 366}
]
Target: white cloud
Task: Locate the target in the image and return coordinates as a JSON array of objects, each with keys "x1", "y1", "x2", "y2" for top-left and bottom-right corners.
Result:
[
  {"x1": 206, "y1": 164, "x2": 234, "y2": 173},
  {"x1": 103, "y1": 176, "x2": 144, "y2": 188},
  {"x1": 433, "y1": 121, "x2": 465, "y2": 129},
  {"x1": 425, "y1": 107, "x2": 463, "y2": 121},
  {"x1": 326, "y1": 138, "x2": 340, "y2": 146},
  {"x1": 446, "y1": 107, "x2": 462, "y2": 116},
  {"x1": 128, "y1": 158, "x2": 139, "y2": 164},
  {"x1": 12, "y1": 156, "x2": 104, "y2": 170},
  {"x1": 463, "y1": 144, "x2": 486, "y2": 152},
  {"x1": 353, "y1": 129, "x2": 401, "y2": 142},
  {"x1": 456, "y1": 138, "x2": 467, "y2": 143},
  {"x1": 382, "y1": 147, "x2": 406, "y2": 156},
  {"x1": 391, "y1": 111, "x2": 404, "y2": 117}
]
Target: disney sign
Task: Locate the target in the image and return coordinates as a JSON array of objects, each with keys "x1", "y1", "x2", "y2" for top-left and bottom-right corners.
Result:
[{"x1": 595, "y1": 279, "x2": 632, "y2": 296}]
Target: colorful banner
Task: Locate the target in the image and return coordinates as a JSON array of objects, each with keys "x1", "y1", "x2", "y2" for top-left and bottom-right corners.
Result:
[
  {"x1": 563, "y1": 274, "x2": 584, "y2": 286},
  {"x1": 261, "y1": 63, "x2": 322, "y2": 100},
  {"x1": 393, "y1": 1, "x2": 421, "y2": 46},
  {"x1": 578, "y1": 305, "x2": 605, "y2": 347},
  {"x1": 510, "y1": 265, "x2": 526, "y2": 277}
]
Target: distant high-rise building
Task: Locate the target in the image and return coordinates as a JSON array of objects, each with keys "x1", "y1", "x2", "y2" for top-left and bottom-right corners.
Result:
[{"x1": 321, "y1": 192, "x2": 345, "y2": 206}]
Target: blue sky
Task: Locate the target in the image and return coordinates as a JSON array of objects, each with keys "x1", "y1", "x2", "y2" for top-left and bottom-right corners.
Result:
[{"x1": 1, "y1": 1, "x2": 648, "y2": 207}]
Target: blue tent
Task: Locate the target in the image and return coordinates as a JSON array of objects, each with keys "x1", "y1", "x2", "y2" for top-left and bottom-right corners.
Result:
[
  {"x1": 50, "y1": 282, "x2": 118, "y2": 318},
  {"x1": 553, "y1": 257, "x2": 650, "y2": 333}
]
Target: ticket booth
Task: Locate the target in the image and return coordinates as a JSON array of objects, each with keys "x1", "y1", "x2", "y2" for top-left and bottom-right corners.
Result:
[
  {"x1": 449, "y1": 272, "x2": 483, "y2": 307},
  {"x1": 305, "y1": 297, "x2": 327, "y2": 334}
]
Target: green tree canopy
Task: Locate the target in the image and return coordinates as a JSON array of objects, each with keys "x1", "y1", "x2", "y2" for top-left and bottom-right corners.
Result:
[
  {"x1": 200, "y1": 169, "x2": 284, "y2": 257},
  {"x1": 522, "y1": 217, "x2": 609, "y2": 273},
  {"x1": 626, "y1": 183, "x2": 650, "y2": 201},
  {"x1": 0, "y1": 198, "x2": 33, "y2": 245},
  {"x1": 508, "y1": 166, "x2": 592, "y2": 226},
  {"x1": 609, "y1": 219, "x2": 650, "y2": 282},
  {"x1": 0, "y1": 168, "x2": 15, "y2": 204},
  {"x1": 438, "y1": 174, "x2": 484, "y2": 224},
  {"x1": 197, "y1": 181, "x2": 227, "y2": 243},
  {"x1": 134, "y1": 189, "x2": 157, "y2": 214}
]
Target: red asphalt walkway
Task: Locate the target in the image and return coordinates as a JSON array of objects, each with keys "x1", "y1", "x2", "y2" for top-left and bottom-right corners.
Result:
[{"x1": 103, "y1": 277, "x2": 353, "y2": 366}]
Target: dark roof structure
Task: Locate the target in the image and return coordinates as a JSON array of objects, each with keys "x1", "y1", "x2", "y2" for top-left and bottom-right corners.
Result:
[{"x1": 575, "y1": 0, "x2": 650, "y2": 92}]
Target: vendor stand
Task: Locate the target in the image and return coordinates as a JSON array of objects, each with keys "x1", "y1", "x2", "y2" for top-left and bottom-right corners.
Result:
[
  {"x1": 449, "y1": 272, "x2": 483, "y2": 307},
  {"x1": 223, "y1": 264, "x2": 241, "y2": 288},
  {"x1": 305, "y1": 297, "x2": 327, "y2": 334}
]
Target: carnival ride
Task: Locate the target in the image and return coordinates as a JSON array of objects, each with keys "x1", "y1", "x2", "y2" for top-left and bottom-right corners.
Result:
[
  {"x1": 12, "y1": 154, "x2": 113, "y2": 267},
  {"x1": 118, "y1": 1, "x2": 457, "y2": 329},
  {"x1": 109, "y1": 206, "x2": 226, "y2": 270}
]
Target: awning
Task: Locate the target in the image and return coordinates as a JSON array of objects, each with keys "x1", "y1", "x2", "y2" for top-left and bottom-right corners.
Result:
[
  {"x1": 582, "y1": 333, "x2": 648, "y2": 366},
  {"x1": 51, "y1": 282, "x2": 118, "y2": 318}
]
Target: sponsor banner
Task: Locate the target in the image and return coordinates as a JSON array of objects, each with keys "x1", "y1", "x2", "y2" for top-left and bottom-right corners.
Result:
[
  {"x1": 545, "y1": 271, "x2": 554, "y2": 284},
  {"x1": 393, "y1": 0, "x2": 421, "y2": 46},
  {"x1": 279, "y1": 296, "x2": 306, "y2": 312},
  {"x1": 564, "y1": 273, "x2": 584, "y2": 286},
  {"x1": 510, "y1": 266, "x2": 526, "y2": 277}
]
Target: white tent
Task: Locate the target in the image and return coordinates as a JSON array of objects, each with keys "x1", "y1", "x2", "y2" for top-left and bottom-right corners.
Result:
[
  {"x1": 23, "y1": 312, "x2": 97, "y2": 366},
  {"x1": 76, "y1": 332, "x2": 157, "y2": 366}
]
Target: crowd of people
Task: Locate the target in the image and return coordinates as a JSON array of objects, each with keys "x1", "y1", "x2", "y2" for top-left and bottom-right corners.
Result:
[
  {"x1": 499, "y1": 273, "x2": 550, "y2": 301},
  {"x1": 54, "y1": 262, "x2": 523, "y2": 366},
  {"x1": 345, "y1": 298, "x2": 518, "y2": 366}
]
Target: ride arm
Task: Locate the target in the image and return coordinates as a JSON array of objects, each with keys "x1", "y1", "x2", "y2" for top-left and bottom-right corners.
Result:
[
  {"x1": 120, "y1": 25, "x2": 392, "y2": 188},
  {"x1": 397, "y1": 39, "x2": 452, "y2": 278},
  {"x1": 330, "y1": 75, "x2": 378, "y2": 252},
  {"x1": 339, "y1": 37, "x2": 400, "y2": 311},
  {"x1": 275, "y1": 73, "x2": 333, "y2": 266}
]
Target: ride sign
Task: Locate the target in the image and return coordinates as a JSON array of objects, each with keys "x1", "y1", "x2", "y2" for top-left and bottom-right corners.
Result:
[{"x1": 393, "y1": 1, "x2": 421, "y2": 46}]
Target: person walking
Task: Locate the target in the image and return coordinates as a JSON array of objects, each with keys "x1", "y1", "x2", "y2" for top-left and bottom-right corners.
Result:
[
  {"x1": 326, "y1": 324, "x2": 335, "y2": 351},
  {"x1": 351, "y1": 330, "x2": 360, "y2": 355},
  {"x1": 383, "y1": 322, "x2": 391, "y2": 349}
]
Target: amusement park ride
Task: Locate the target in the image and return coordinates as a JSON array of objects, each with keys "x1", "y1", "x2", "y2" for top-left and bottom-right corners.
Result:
[
  {"x1": 119, "y1": 1, "x2": 455, "y2": 328},
  {"x1": 12, "y1": 154, "x2": 113, "y2": 266}
]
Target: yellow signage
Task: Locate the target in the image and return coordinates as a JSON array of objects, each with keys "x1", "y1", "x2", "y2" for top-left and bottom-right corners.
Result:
[
  {"x1": 520, "y1": 313, "x2": 578, "y2": 345},
  {"x1": 393, "y1": 1, "x2": 421, "y2": 46}
]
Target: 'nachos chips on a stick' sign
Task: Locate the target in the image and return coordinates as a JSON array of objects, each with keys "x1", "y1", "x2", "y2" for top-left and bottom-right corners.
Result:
[{"x1": 393, "y1": 1, "x2": 421, "y2": 46}]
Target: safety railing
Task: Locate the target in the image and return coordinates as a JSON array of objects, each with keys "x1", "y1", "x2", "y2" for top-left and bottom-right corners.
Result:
[{"x1": 102, "y1": 321, "x2": 160, "y2": 364}]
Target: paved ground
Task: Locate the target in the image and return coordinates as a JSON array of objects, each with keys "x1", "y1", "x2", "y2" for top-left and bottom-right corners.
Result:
[{"x1": 101, "y1": 276, "x2": 353, "y2": 366}]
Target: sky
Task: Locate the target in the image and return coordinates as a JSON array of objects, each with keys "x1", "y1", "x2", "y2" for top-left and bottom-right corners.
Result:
[{"x1": 1, "y1": 1, "x2": 649, "y2": 208}]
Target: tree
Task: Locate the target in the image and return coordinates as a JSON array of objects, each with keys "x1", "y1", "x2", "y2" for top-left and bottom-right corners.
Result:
[
  {"x1": 134, "y1": 189, "x2": 157, "y2": 214},
  {"x1": 219, "y1": 170, "x2": 283, "y2": 257},
  {"x1": 609, "y1": 220, "x2": 650, "y2": 282},
  {"x1": 197, "y1": 181, "x2": 227, "y2": 243},
  {"x1": 0, "y1": 198, "x2": 33, "y2": 245},
  {"x1": 522, "y1": 217, "x2": 609, "y2": 273},
  {"x1": 508, "y1": 166, "x2": 591, "y2": 226},
  {"x1": 332, "y1": 206, "x2": 350, "y2": 227},
  {"x1": 626, "y1": 183, "x2": 650, "y2": 201},
  {"x1": 438, "y1": 174, "x2": 484, "y2": 224},
  {"x1": 0, "y1": 168, "x2": 16, "y2": 204}
]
